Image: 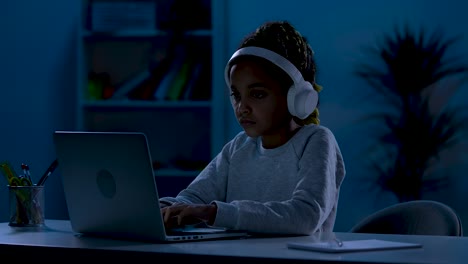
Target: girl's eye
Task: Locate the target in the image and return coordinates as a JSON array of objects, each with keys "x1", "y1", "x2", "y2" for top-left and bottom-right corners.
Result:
[
  {"x1": 230, "y1": 91, "x2": 241, "y2": 102},
  {"x1": 251, "y1": 90, "x2": 267, "y2": 99}
]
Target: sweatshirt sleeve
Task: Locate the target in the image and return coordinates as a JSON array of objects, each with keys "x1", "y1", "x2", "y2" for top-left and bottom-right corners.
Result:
[
  {"x1": 158, "y1": 136, "x2": 237, "y2": 206},
  {"x1": 212, "y1": 127, "x2": 346, "y2": 235}
]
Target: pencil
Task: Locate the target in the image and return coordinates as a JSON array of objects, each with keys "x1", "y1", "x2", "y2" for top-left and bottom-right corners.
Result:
[{"x1": 37, "y1": 159, "x2": 59, "y2": 186}]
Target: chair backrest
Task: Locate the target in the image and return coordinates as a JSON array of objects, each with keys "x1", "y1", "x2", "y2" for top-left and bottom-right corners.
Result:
[{"x1": 349, "y1": 200, "x2": 463, "y2": 236}]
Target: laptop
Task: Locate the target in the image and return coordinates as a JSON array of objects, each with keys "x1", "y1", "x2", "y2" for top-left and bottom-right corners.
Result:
[{"x1": 53, "y1": 130, "x2": 248, "y2": 242}]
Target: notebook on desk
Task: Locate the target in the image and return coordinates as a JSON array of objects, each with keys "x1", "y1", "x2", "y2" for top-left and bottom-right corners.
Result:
[{"x1": 53, "y1": 131, "x2": 248, "y2": 243}]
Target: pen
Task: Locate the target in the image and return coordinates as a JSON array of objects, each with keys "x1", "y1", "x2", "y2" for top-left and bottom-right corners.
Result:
[
  {"x1": 37, "y1": 159, "x2": 58, "y2": 186},
  {"x1": 21, "y1": 163, "x2": 27, "y2": 176},
  {"x1": 21, "y1": 163, "x2": 33, "y2": 182}
]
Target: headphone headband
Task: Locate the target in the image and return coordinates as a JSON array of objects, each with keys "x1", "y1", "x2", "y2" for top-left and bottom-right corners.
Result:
[{"x1": 224, "y1": 46, "x2": 305, "y2": 87}]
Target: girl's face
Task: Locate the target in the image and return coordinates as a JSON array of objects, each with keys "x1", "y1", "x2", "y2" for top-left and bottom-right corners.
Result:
[{"x1": 229, "y1": 60, "x2": 294, "y2": 148}]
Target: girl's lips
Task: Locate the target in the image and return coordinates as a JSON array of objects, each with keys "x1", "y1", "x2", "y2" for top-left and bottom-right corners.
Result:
[{"x1": 239, "y1": 119, "x2": 255, "y2": 125}]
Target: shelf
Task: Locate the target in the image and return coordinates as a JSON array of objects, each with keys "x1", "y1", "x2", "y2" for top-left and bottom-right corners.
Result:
[
  {"x1": 82, "y1": 29, "x2": 211, "y2": 39},
  {"x1": 82, "y1": 100, "x2": 212, "y2": 109},
  {"x1": 76, "y1": 0, "x2": 227, "y2": 172}
]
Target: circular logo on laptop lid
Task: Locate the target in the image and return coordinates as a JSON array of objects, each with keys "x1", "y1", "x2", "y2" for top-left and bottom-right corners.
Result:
[{"x1": 96, "y1": 169, "x2": 116, "y2": 198}]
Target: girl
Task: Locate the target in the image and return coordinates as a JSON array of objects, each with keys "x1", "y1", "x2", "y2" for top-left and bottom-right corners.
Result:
[{"x1": 160, "y1": 20, "x2": 346, "y2": 235}]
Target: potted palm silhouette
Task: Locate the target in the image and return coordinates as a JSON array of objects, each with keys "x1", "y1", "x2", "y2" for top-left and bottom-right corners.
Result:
[{"x1": 354, "y1": 24, "x2": 468, "y2": 202}]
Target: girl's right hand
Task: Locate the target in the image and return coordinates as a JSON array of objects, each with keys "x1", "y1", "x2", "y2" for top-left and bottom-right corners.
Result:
[{"x1": 161, "y1": 203, "x2": 217, "y2": 229}]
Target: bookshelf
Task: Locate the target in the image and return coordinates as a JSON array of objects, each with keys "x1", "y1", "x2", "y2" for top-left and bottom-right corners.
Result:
[{"x1": 76, "y1": 0, "x2": 227, "y2": 185}]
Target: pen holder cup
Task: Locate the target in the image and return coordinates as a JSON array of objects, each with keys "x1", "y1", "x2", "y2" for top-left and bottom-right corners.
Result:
[{"x1": 8, "y1": 185, "x2": 45, "y2": 227}]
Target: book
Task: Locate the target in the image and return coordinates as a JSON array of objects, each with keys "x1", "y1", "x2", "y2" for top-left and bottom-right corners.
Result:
[
  {"x1": 185, "y1": 61, "x2": 211, "y2": 100},
  {"x1": 287, "y1": 239, "x2": 422, "y2": 253},
  {"x1": 127, "y1": 57, "x2": 173, "y2": 100},
  {"x1": 165, "y1": 58, "x2": 193, "y2": 100},
  {"x1": 153, "y1": 55, "x2": 185, "y2": 101},
  {"x1": 181, "y1": 61, "x2": 203, "y2": 100},
  {"x1": 91, "y1": 1, "x2": 156, "y2": 32},
  {"x1": 112, "y1": 70, "x2": 151, "y2": 99}
]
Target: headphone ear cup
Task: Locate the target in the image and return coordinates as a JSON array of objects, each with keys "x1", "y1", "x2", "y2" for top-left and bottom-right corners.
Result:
[
  {"x1": 287, "y1": 81, "x2": 318, "y2": 119},
  {"x1": 287, "y1": 86, "x2": 298, "y2": 117}
]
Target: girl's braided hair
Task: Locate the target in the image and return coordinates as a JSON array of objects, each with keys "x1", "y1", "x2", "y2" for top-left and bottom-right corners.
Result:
[{"x1": 237, "y1": 21, "x2": 322, "y2": 125}]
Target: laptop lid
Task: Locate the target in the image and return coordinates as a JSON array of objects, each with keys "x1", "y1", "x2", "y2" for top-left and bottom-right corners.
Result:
[{"x1": 53, "y1": 131, "x2": 248, "y2": 242}]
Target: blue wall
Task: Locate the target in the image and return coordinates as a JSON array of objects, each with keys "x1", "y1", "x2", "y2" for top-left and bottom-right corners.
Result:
[
  {"x1": 0, "y1": 0, "x2": 79, "y2": 221},
  {"x1": 1, "y1": 0, "x2": 467, "y2": 233}
]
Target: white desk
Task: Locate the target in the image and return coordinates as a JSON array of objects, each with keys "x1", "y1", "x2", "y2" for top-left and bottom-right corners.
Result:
[{"x1": 0, "y1": 219, "x2": 466, "y2": 263}]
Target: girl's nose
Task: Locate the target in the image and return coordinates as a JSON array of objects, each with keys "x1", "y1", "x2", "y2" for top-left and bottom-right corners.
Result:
[{"x1": 236, "y1": 99, "x2": 250, "y2": 115}]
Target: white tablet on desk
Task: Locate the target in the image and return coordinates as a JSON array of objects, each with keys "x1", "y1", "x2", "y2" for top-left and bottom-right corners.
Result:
[{"x1": 287, "y1": 239, "x2": 422, "y2": 253}]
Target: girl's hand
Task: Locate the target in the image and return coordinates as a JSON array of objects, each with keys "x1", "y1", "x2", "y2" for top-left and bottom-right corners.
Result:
[
  {"x1": 159, "y1": 201, "x2": 171, "y2": 208},
  {"x1": 161, "y1": 203, "x2": 217, "y2": 229}
]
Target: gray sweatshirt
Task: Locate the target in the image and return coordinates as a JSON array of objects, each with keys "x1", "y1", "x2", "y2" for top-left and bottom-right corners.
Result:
[{"x1": 159, "y1": 124, "x2": 346, "y2": 235}]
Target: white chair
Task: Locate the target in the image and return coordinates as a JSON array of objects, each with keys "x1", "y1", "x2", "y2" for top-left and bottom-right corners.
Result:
[{"x1": 349, "y1": 200, "x2": 463, "y2": 236}]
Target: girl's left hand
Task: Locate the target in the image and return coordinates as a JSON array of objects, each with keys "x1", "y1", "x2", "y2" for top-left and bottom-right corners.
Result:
[{"x1": 161, "y1": 203, "x2": 217, "y2": 229}]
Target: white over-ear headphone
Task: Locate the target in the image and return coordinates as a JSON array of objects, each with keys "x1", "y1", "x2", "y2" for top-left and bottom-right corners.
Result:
[{"x1": 224, "y1": 46, "x2": 318, "y2": 119}]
